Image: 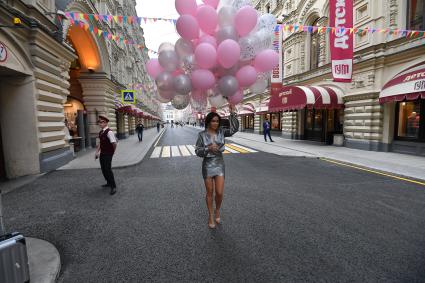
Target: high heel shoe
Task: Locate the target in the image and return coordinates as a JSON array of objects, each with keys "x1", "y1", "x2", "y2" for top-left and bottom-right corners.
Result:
[
  {"x1": 215, "y1": 218, "x2": 221, "y2": 224},
  {"x1": 208, "y1": 223, "x2": 216, "y2": 229}
]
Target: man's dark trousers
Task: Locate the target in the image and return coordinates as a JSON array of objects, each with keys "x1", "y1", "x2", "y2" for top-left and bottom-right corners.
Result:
[
  {"x1": 100, "y1": 154, "x2": 116, "y2": 188},
  {"x1": 264, "y1": 129, "x2": 273, "y2": 142},
  {"x1": 138, "y1": 130, "x2": 143, "y2": 141}
]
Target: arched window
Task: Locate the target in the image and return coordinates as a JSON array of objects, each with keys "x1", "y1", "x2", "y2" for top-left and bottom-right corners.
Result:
[{"x1": 310, "y1": 18, "x2": 320, "y2": 70}]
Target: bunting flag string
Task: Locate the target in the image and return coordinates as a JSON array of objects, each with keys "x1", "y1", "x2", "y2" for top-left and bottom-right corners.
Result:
[
  {"x1": 64, "y1": 12, "x2": 177, "y2": 26},
  {"x1": 68, "y1": 18, "x2": 158, "y2": 55}
]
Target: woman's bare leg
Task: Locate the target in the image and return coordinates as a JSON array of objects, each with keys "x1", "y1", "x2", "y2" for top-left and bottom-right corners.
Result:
[
  {"x1": 214, "y1": 176, "x2": 225, "y2": 222},
  {"x1": 204, "y1": 177, "x2": 215, "y2": 227}
]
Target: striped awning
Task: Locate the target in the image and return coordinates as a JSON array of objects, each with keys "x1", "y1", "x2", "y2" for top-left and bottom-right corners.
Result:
[
  {"x1": 256, "y1": 97, "x2": 271, "y2": 114},
  {"x1": 268, "y1": 85, "x2": 344, "y2": 112},
  {"x1": 379, "y1": 61, "x2": 425, "y2": 103},
  {"x1": 238, "y1": 103, "x2": 255, "y2": 115}
]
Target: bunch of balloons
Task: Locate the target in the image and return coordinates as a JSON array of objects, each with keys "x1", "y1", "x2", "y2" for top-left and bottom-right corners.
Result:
[{"x1": 146, "y1": 0, "x2": 279, "y2": 110}]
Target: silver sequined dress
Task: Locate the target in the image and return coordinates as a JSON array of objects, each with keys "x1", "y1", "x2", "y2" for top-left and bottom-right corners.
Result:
[{"x1": 195, "y1": 113, "x2": 239, "y2": 179}]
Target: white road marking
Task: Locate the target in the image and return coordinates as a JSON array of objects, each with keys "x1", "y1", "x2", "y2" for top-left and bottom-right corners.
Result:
[
  {"x1": 161, "y1": 146, "x2": 171, "y2": 158},
  {"x1": 179, "y1": 145, "x2": 191, "y2": 156},
  {"x1": 225, "y1": 146, "x2": 239, "y2": 153},
  {"x1": 171, "y1": 146, "x2": 181, "y2": 157},
  {"x1": 229, "y1": 143, "x2": 258, "y2": 152},
  {"x1": 150, "y1": 147, "x2": 162, "y2": 158},
  {"x1": 186, "y1": 145, "x2": 196, "y2": 155}
]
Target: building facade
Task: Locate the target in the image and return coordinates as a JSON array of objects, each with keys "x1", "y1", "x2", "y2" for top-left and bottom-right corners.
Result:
[
  {"x1": 0, "y1": 0, "x2": 160, "y2": 180},
  {"x1": 219, "y1": 0, "x2": 425, "y2": 155}
]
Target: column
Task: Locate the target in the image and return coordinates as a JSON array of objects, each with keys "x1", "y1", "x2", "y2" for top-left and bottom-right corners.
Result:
[{"x1": 254, "y1": 114, "x2": 261, "y2": 134}]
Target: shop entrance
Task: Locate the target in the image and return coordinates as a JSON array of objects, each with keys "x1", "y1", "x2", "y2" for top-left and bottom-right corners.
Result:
[{"x1": 305, "y1": 109, "x2": 342, "y2": 143}]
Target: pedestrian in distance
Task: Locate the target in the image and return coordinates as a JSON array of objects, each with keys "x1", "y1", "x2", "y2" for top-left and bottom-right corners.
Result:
[
  {"x1": 95, "y1": 115, "x2": 118, "y2": 195},
  {"x1": 156, "y1": 122, "x2": 160, "y2": 133},
  {"x1": 195, "y1": 105, "x2": 239, "y2": 229},
  {"x1": 263, "y1": 117, "x2": 274, "y2": 142},
  {"x1": 136, "y1": 121, "x2": 144, "y2": 142}
]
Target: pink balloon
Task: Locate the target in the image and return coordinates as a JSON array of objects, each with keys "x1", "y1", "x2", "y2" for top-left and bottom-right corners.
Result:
[
  {"x1": 176, "y1": 15, "x2": 200, "y2": 40},
  {"x1": 191, "y1": 69, "x2": 216, "y2": 90},
  {"x1": 202, "y1": 0, "x2": 219, "y2": 9},
  {"x1": 146, "y1": 59, "x2": 164, "y2": 79},
  {"x1": 254, "y1": 49, "x2": 279, "y2": 72},
  {"x1": 199, "y1": 34, "x2": 217, "y2": 48},
  {"x1": 196, "y1": 5, "x2": 218, "y2": 35},
  {"x1": 234, "y1": 6, "x2": 258, "y2": 36},
  {"x1": 172, "y1": 68, "x2": 184, "y2": 76},
  {"x1": 195, "y1": 43, "x2": 217, "y2": 69},
  {"x1": 236, "y1": 65, "x2": 257, "y2": 87},
  {"x1": 227, "y1": 89, "x2": 244, "y2": 105},
  {"x1": 175, "y1": 0, "x2": 197, "y2": 16},
  {"x1": 217, "y1": 39, "x2": 240, "y2": 68}
]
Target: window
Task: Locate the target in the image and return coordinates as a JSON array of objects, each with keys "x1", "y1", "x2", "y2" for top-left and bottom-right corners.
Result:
[
  {"x1": 310, "y1": 18, "x2": 320, "y2": 70},
  {"x1": 396, "y1": 100, "x2": 423, "y2": 140},
  {"x1": 356, "y1": 4, "x2": 368, "y2": 21},
  {"x1": 243, "y1": 115, "x2": 254, "y2": 129},
  {"x1": 407, "y1": 0, "x2": 425, "y2": 30}
]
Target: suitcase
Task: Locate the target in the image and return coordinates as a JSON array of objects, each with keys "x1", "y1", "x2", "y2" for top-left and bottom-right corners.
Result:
[{"x1": 0, "y1": 189, "x2": 30, "y2": 283}]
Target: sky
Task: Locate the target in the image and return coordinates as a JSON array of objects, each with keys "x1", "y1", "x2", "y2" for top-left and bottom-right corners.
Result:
[{"x1": 135, "y1": 0, "x2": 203, "y2": 58}]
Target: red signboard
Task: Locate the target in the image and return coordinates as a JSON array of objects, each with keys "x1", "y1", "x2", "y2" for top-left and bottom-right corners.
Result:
[{"x1": 330, "y1": 0, "x2": 353, "y2": 82}]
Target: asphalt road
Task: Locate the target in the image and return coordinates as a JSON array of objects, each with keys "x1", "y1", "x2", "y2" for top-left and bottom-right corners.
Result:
[{"x1": 3, "y1": 126, "x2": 425, "y2": 282}]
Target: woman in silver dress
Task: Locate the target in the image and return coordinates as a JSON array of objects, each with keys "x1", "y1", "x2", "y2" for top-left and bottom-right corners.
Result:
[{"x1": 195, "y1": 106, "x2": 239, "y2": 229}]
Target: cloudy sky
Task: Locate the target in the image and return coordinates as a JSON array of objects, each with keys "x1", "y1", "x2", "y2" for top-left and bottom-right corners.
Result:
[{"x1": 135, "y1": 0, "x2": 203, "y2": 58}]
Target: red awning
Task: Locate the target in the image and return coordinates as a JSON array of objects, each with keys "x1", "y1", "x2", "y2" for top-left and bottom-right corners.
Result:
[
  {"x1": 238, "y1": 103, "x2": 255, "y2": 115},
  {"x1": 379, "y1": 61, "x2": 425, "y2": 103},
  {"x1": 117, "y1": 105, "x2": 133, "y2": 113},
  {"x1": 268, "y1": 85, "x2": 344, "y2": 112}
]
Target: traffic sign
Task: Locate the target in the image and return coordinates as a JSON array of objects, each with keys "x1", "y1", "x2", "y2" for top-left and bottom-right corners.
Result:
[{"x1": 122, "y1": 90, "x2": 136, "y2": 104}]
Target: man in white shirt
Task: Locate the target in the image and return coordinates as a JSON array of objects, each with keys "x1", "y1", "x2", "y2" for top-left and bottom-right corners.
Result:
[{"x1": 95, "y1": 115, "x2": 118, "y2": 195}]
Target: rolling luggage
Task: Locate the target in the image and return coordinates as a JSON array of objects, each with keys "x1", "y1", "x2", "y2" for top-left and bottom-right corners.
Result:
[{"x1": 0, "y1": 190, "x2": 30, "y2": 283}]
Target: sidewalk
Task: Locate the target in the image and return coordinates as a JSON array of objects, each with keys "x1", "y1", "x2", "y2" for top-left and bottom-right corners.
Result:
[
  {"x1": 59, "y1": 127, "x2": 164, "y2": 170},
  {"x1": 228, "y1": 131, "x2": 425, "y2": 181}
]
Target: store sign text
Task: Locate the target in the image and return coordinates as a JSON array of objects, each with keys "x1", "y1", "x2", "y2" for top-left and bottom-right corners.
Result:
[
  {"x1": 414, "y1": 80, "x2": 425, "y2": 91},
  {"x1": 0, "y1": 42, "x2": 7, "y2": 63}
]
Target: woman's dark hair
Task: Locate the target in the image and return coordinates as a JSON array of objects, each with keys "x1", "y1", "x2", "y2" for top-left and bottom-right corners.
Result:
[{"x1": 204, "y1": 112, "x2": 221, "y2": 129}]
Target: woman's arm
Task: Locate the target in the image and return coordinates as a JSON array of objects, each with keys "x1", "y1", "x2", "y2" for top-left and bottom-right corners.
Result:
[
  {"x1": 195, "y1": 133, "x2": 208, "y2": 157},
  {"x1": 223, "y1": 112, "x2": 239, "y2": 137}
]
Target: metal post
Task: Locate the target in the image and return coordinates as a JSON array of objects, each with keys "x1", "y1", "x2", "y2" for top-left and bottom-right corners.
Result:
[{"x1": 0, "y1": 189, "x2": 5, "y2": 235}]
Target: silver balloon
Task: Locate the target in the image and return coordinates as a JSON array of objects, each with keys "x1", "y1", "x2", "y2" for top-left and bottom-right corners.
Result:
[
  {"x1": 216, "y1": 26, "x2": 239, "y2": 44},
  {"x1": 173, "y1": 74, "x2": 192, "y2": 95},
  {"x1": 250, "y1": 75, "x2": 268, "y2": 93},
  {"x1": 216, "y1": 64, "x2": 239, "y2": 77},
  {"x1": 175, "y1": 38, "x2": 194, "y2": 58},
  {"x1": 155, "y1": 72, "x2": 174, "y2": 91},
  {"x1": 158, "y1": 42, "x2": 175, "y2": 53},
  {"x1": 239, "y1": 33, "x2": 260, "y2": 61},
  {"x1": 253, "y1": 29, "x2": 274, "y2": 52},
  {"x1": 208, "y1": 94, "x2": 227, "y2": 108},
  {"x1": 172, "y1": 94, "x2": 190, "y2": 110},
  {"x1": 257, "y1": 14, "x2": 277, "y2": 33},
  {"x1": 158, "y1": 50, "x2": 179, "y2": 72},
  {"x1": 217, "y1": 75, "x2": 239, "y2": 97},
  {"x1": 218, "y1": 6, "x2": 236, "y2": 27},
  {"x1": 231, "y1": 0, "x2": 252, "y2": 10},
  {"x1": 180, "y1": 54, "x2": 197, "y2": 75},
  {"x1": 156, "y1": 92, "x2": 172, "y2": 103}
]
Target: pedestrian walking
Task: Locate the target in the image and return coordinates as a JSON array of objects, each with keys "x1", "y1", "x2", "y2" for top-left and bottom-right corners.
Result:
[
  {"x1": 195, "y1": 105, "x2": 239, "y2": 229},
  {"x1": 95, "y1": 115, "x2": 117, "y2": 195},
  {"x1": 263, "y1": 117, "x2": 274, "y2": 142},
  {"x1": 136, "y1": 121, "x2": 144, "y2": 142},
  {"x1": 156, "y1": 122, "x2": 160, "y2": 133}
]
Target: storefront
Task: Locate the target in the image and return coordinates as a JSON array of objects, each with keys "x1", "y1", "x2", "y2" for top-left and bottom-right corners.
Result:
[
  {"x1": 64, "y1": 97, "x2": 88, "y2": 152},
  {"x1": 379, "y1": 61, "x2": 425, "y2": 155},
  {"x1": 269, "y1": 85, "x2": 344, "y2": 143},
  {"x1": 262, "y1": 112, "x2": 282, "y2": 132},
  {"x1": 238, "y1": 103, "x2": 255, "y2": 132}
]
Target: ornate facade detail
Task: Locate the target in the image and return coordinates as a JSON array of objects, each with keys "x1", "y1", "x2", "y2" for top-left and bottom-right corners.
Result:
[{"x1": 389, "y1": 0, "x2": 398, "y2": 28}]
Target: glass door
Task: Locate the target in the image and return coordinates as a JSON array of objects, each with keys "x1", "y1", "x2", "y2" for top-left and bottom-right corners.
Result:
[{"x1": 305, "y1": 109, "x2": 324, "y2": 141}]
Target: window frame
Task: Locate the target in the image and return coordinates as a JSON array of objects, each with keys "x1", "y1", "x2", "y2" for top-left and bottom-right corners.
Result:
[
  {"x1": 407, "y1": 0, "x2": 425, "y2": 31},
  {"x1": 394, "y1": 99, "x2": 425, "y2": 142}
]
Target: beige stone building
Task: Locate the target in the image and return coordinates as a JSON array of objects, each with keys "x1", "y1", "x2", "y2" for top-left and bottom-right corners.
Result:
[
  {"x1": 224, "y1": 0, "x2": 425, "y2": 155},
  {"x1": 0, "y1": 0, "x2": 160, "y2": 180}
]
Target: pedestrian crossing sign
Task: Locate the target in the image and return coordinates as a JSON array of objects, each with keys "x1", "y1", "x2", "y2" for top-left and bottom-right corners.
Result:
[{"x1": 122, "y1": 90, "x2": 136, "y2": 104}]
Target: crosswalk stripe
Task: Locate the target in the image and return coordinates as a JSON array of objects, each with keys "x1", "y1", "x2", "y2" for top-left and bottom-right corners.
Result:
[
  {"x1": 171, "y1": 146, "x2": 181, "y2": 157},
  {"x1": 224, "y1": 146, "x2": 239, "y2": 153},
  {"x1": 223, "y1": 150, "x2": 230, "y2": 154},
  {"x1": 225, "y1": 143, "x2": 249, "y2": 153},
  {"x1": 229, "y1": 143, "x2": 258, "y2": 153},
  {"x1": 179, "y1": 145, "x2": 191, "y2": 156},
  {"x1": 150, "y1": 147, "x2": 162, "y2": 158},
  {"x1": 186, "y1": 145, "x2": 197, "y2": 155},
  {"x1": 161, "y1": 146, "x2": 171, "y2": 157}
]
